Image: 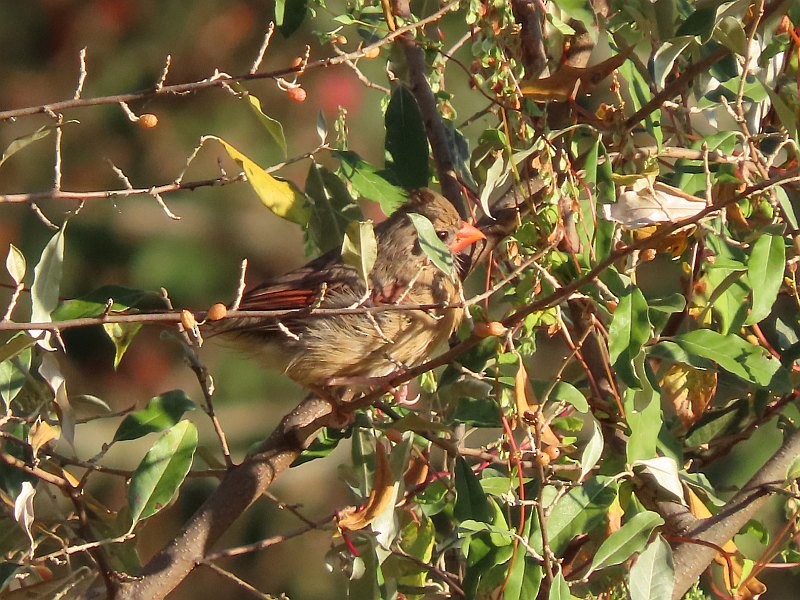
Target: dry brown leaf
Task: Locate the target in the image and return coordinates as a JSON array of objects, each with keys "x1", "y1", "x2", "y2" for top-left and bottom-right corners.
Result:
[
  {"x1": 337, "y1": 442, "x2": 395, "y2": 533},
  {"x1": 686, "y1": 488, "x2": 766, "y2": 599}
]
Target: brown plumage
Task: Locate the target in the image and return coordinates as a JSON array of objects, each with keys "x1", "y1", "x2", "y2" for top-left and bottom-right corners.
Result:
[{"x1": 217, "y1": 188, "x2": 485, "y2": 390}]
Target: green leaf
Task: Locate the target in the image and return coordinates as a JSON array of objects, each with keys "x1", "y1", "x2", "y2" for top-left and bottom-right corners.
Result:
[
  {"x1": 385, "y1": 86, "x2": 429, "y2": 188},
  {"x1": 746, "y1": 231, "x2": 785, "y2": 324},
  {"x1": 588, "y1": 511, "x2": 664, "y2": 575},
  {"x1": 624, "y1": 355, "x2": 661, "y2": 463},
  {"x1": 676, "y1": 6, "x2": 715, "y2": 39},
  {"x1": 277, "y1": 0, "x2": 308, "y2": 37},
  {"x1": 629, "y1": 535, "x2": 674, "y2": 600},
  {"x1": 504, "y1": 514, "x2": 537, "y2": 600},
  {"x1": 553, "y1": 0, "x2": 595, "y2": 36},
  {"x1": 776, "y1": 186, "x2": 798, "y2": 230},
  {"x1": 128, "y1": 420, "x2": 198, "y2": 526},
  {"x1": 407, "y1": 213, "x2": 454, "y2": 277},
  {"x1": 454, "y1": 457, "x2": 492, "y2": 523},
  {"x1": 52, "y1": 285, "x2": 163, "y2": 321},
  {"x1": 0, "y1": 121, "x2": 77, "y2": 169},
  {"x1": 608, "y1": 285, "x2": 651, "y2": 388},
  {"x1": 545, "y1": 476, "x2": 617, "y2": 555},
  {"x1": 341, "y1": 220, "x2": 377, "y2": 283},
  {"x1": 670, "y1": 329, "x2": 789, "y2": 390},
  {"x1": 113, "y1": 390, "x2": 196, "y2": 442},
  {"x1": 0, "y1": 338, "x2": 32, "y2": 411},
  {"x1": 31, "y1": 225, "x2": 67, "y2": 328},
  {"x1": 333, "y1": 150, "x2": 408, "y2": 215},
  {"x1": 5, "y1": 244, "x2": 25, "y2": 285},
  {"x1": 548, "y1": 569, "x2": 571, "y2": 600},
  {"x1": 549, "y1": 381, "x2": 588, "y2": 413},
  {"x1": 305, "y1": 163, "x2": 361, "y2": 253},
  {"x1": 653, "y1": 37, "x2": 694, "y2": 90},
  {"x1": 580, "y1": 419, "x2": 604, "y2": 481},
  {"x1": 102, "y1": 322, "x2": 142, "y2": 369},
  {"x1": 207, "y1": 136, "x2": 310, "y2": 224},
  {"x1": 292, "y1": 427, "x2": 352, "y2": 466},
  {"x1": 237, "y1": 87, "x2": 287, "y2": 158}
]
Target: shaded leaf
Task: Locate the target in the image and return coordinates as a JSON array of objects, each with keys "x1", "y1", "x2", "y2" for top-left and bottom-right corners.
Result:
[
  {"x1": 128, "y1": 420, "x2": 198, "y2": 526},
  {"x1": 305, "y1": 163, "x2": 361, "y2": 253},
  {"x1": 334, "y1": 150, "x2": 408, "y2": 215},
  {"x1": 454, "y1": 457, "x2": 492, "y2": 523},
  {"x1": 385, "y1": 86, "x2": 429, "y2": 188},
  {"x1": 113, "y1": 390, "x2": 196, "y2": 442}
]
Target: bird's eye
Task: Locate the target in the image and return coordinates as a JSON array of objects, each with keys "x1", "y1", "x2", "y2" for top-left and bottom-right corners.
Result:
[{"x1": 436, "y1": 230, "x2": 449, "y2": 242}]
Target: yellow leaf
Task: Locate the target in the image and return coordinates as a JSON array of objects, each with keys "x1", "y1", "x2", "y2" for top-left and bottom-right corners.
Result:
[
  {"x1": 29, "y1": 419, "x2": 59, "y2": 456},
  {"x1": 206, "y1": 136, "x2": 309, "y2": 225},
  {"x1": 660, "y1": 363, "x2": 716, "y2": 430}
]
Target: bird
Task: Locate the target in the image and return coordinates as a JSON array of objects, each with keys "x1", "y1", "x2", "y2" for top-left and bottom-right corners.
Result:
[{"x1": 214, "y1": 188, "x2": 485, "y2": 394}]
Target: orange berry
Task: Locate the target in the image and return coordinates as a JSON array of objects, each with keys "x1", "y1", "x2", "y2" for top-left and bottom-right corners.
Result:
[
  {"x1": 536, "y1": 452, "x2": 551, "y2": 466},
  {"x1": 207, "y1": 303, "x2": 228, "y2": 321},
  {"x1": 138, "y1": 113, "x2": 158, "y2": 128},
  {"x1": 363, "y1": 46, "x2": 380, "y2": 59},
  {"x1": 291, "y1": 57, "x2": 304, "y2": 68},
  {"x1": 544, "y1": 446, "x2": 561, "y2": 460},
  {"x1": 474, "y1": 321, "x2": 506, "y2": 338},
  {"x1": 286, "y1": 87, "x2": 307, "y2": 103},
  {"x1": 333, "y1": 35, "x2": 347, "y2": 45}
]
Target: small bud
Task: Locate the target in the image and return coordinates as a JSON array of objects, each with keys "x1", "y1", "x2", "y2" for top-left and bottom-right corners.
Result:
[
  {"x1": 641, "y1": 248, "x2": 657, "y2": 261},
  {"x1": 180, "y1": 310, "x2": 197, "y2": 331},
  {"x1": 138, "y1": 113, "x2": 158, "y2": 128},
  {"x1": 286, "y1": 87, "x2": 307, "y2": 103},
  {"x1": 207, "y1": 303, "x2": 228, "y2": 321},
  {"x1": 291, "y1": 57, "x2": 304, "y2": 68},
  {"x1": 333, "y1": 35, "x2": 347, "y2": 45}
]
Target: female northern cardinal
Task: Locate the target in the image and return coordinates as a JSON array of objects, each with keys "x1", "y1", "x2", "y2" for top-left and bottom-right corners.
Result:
[{"x1": 218, "y1": 188, "x2": 484, "y2": 391}]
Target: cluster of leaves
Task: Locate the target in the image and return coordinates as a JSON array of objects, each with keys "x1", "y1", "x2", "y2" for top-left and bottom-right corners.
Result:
[{"x1": 2, "y1": 0, "x2": 800, "y2": 599}]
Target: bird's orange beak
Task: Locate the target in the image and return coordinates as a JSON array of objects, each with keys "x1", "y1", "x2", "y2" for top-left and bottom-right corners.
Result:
[{"x1": 449, "y1": 221, "x2": 486, "y2": 253}]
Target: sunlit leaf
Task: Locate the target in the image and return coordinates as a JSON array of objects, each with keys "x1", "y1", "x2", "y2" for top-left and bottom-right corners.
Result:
[
  {"x1": 5, "y1": 244, "x2": 25, "y2": 285},
  {"x1": 580, "y1": 419, "x2": 604, "y2": 481},
  {"x1": 544, "y1": 475, "x2": 617, "y2": 555},
  {"x1": 128, "y1": 420, "x2": 198, "y2": 526},
  {"x1": 407, "y1": 212, "x2": 454, "y2": 277},
  {"x1": 102, "y1": 322, "x2": 142, "y2": 369},
  {"x1": 0, "y1": 121, "x2": 77, "y2": 169},
  {"x1": 588, "y1": 511, "x2": 664, "y2": 575},
  {"x1": 633, "y1": 457, "x2": 685, "y2": 503},
  {"x1": 31, "y1": 225, "x2": 67, "y2": 347},
  {"x1": 669, "y1": 329, "x2": 789, "y2": 390},
  {"x1": 341, "y1": 220, "x2": 377, "y2": 283},
  {"x1": 746, "y1": 230, "x2": 785, "y2": 324},
  {"x1": 629, "y1": 536, "x2": 674, "y2": 600},
  {"x1": 608, "y1": 285, "x2": 651, "y2": 388},
  {"x1": 206, "y1": 136, "x2": 310, "y2": 224},
  {"x1": 236, "y1": 86, "x2": 287, "y2": 158}
]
